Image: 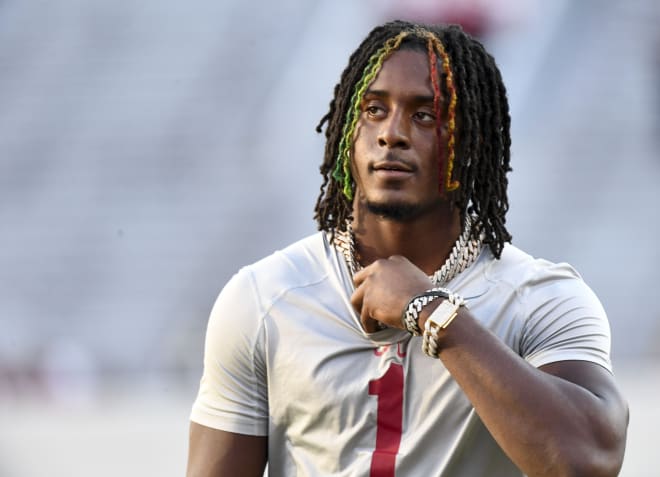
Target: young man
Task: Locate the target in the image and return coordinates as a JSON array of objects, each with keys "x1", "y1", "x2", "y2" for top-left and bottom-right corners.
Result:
[{"x1": 187, "y1": 21, "x2": 628, "y2": 476}]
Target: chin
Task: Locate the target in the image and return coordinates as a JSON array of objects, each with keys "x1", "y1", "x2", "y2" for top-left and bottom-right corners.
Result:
[{"x1": 365, "y1": 200, "x2": 428, "y2": 222}]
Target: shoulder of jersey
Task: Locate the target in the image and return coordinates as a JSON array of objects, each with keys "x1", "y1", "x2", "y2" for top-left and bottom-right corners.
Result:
[
  {"x1": 485, "y1": 244, "x2": 582, "y2": 291},
  {"x1": 243, "y1": 232, "x2": 330, "y2": 295}
]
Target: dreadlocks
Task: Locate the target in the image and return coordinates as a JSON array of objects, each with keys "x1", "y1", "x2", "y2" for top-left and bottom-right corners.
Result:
[{"x1": 314, "y1": 20, "x2": 513, "y2": 259}]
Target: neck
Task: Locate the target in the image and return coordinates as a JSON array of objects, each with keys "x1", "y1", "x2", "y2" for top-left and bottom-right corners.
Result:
[{"x1": 350, "y1": 199, "x2": 462, "y2": 276}]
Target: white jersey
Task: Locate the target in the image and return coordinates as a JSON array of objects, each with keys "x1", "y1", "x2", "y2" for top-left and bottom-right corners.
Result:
[{"x1": 190, "y1": 232, "x2": 611, "y2": 476}]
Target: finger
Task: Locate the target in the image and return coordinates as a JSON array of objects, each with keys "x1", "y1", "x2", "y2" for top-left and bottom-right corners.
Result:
[
  {"x1": 356, "y1": 289, "x2": 379, "y2": 333},
  {"x1": 388, "y1": 254, "x2": 408, "y2": 263},
  {"x1": 360, "y1": 300, "x2": 372, "y2": 328},
  {"x1": 353, "y1": 257, "x2": 387, "y2": 286},
  {"x1": 352, "y1": 264, "x2": 371, "y2": 287},
  {"x1": 351, "y1": 281, "x2": 365, "y2": 313}
]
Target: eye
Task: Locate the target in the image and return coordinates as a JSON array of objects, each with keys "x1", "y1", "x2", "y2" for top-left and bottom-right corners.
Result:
[
  {"x1": 363, "y1": 102, "x2": 386, "y2": 119},
  {"x1": 414, "y1": 111, "x2": 436, "y2": 124}
]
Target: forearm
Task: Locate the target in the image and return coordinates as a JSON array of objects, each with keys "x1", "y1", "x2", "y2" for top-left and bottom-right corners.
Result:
[{"x1": 422, "y1": 310, "x2": 627, "y2": 477}]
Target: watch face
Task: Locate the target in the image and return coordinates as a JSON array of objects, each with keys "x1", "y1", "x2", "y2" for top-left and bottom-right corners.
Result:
[{"x1": 427, "y1": 300, "x2": 460, "y2": 330}]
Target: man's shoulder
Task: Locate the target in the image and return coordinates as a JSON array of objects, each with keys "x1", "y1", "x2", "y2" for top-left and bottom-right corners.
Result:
[
  {"x1": 248, "y1": 231, "x2": 327, "y2": 272},
  {"x1": 485, "y1": 243, "x2": 583, "y2": 291},
  {"x1": 241, "y1": 231, "x2": 334, "y2": 297}
]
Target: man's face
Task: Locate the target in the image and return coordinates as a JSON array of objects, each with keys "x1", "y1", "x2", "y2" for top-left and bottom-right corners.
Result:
[{"x1": 351, "y1": 48, "x2": 445, "y2": 221}]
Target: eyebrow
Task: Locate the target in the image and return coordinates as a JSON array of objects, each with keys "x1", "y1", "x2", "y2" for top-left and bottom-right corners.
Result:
[{"x1": 364, "y1": 89, "x2": 436, "y2": 104}]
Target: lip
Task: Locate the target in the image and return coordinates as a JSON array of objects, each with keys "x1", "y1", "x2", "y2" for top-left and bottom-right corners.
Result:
[
  {"x1": 371, "y1": 160, "x2": 414, "y2": 173},
  {"x1": 372, "y1": 169, "x2": 414, "y2": 181},
  {"x1": 371, "y1": 159, "x2": 415, "y2": 181}
]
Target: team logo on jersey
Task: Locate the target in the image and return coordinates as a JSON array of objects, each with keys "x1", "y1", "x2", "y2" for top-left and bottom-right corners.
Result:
[{"x1": 373, "y1": 340, "x2": 409, "y2": 358}]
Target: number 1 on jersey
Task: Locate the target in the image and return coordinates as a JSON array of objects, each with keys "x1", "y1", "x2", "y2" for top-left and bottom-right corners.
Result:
[{"x1": 368, "y1": 363, "x2": 404, "y2": 477}]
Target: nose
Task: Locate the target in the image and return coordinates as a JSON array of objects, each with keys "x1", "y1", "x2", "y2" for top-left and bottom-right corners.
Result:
[{"x1": 377, "y1": 110, "x2": 410, "y2": 149}]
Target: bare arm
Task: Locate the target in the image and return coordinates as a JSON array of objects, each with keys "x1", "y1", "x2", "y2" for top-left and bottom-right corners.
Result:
[
  {"x1": 186, "y1": 422, "x2": 267, "y2": 477},
  {"x1": 428, "y1": 313, "x2": 628, "y2": 476},
  {"x1": 352, "y1": 256, "x2": 629, "y2": 477}
]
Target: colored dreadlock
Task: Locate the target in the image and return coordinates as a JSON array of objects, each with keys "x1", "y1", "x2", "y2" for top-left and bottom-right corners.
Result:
[
  {"x1": 314, "y1": 20, "x2": 512, "y2": 258},
  {"x1": 334, "y1": 31, "x2": 408, "y2": 200}
]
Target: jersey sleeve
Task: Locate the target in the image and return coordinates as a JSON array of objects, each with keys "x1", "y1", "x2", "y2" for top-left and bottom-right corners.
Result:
[
  {"x1": 190, "y1": 267, "x2": 269, "y2": 436},
  {"x1": 519, "y1": 262, "x2": 612, "y2": 372}
]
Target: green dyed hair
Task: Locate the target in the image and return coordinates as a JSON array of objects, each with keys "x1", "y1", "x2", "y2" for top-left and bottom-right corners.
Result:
[{"x1": 314, "y1": 20, "x2": 513, "y2": 258}]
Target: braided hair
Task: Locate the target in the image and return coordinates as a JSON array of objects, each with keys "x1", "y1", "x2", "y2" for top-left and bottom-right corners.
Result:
[{"x1": 314, "y1": 20, "x2": 513, "y2": 258}]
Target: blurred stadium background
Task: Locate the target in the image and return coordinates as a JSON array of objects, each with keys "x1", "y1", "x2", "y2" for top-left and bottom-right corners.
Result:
[{"x1": 0, "y1": 0, "x2": 658, "y2": 475}]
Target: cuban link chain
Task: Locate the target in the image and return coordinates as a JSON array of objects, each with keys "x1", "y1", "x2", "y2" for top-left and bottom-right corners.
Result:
[{"x1": 333, "y1": 214, "x2": 483, "y2": 286}]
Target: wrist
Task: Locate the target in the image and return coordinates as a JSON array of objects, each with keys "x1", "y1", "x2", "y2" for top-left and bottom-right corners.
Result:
[
  {"x1": 422, "y1": 293, "x2": 466, "y2": 358},
  {"x1": 401, "y1": 287, "x2": 451, "y2": 335},
  {"x1": 417, "y1": 300, "x2": 442, "y2": 331}
]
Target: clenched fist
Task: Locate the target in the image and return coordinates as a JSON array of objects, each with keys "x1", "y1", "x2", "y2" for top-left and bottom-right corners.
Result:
[{"x1": 351, "y1": 255, "x2": 434, "y2": 333}]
